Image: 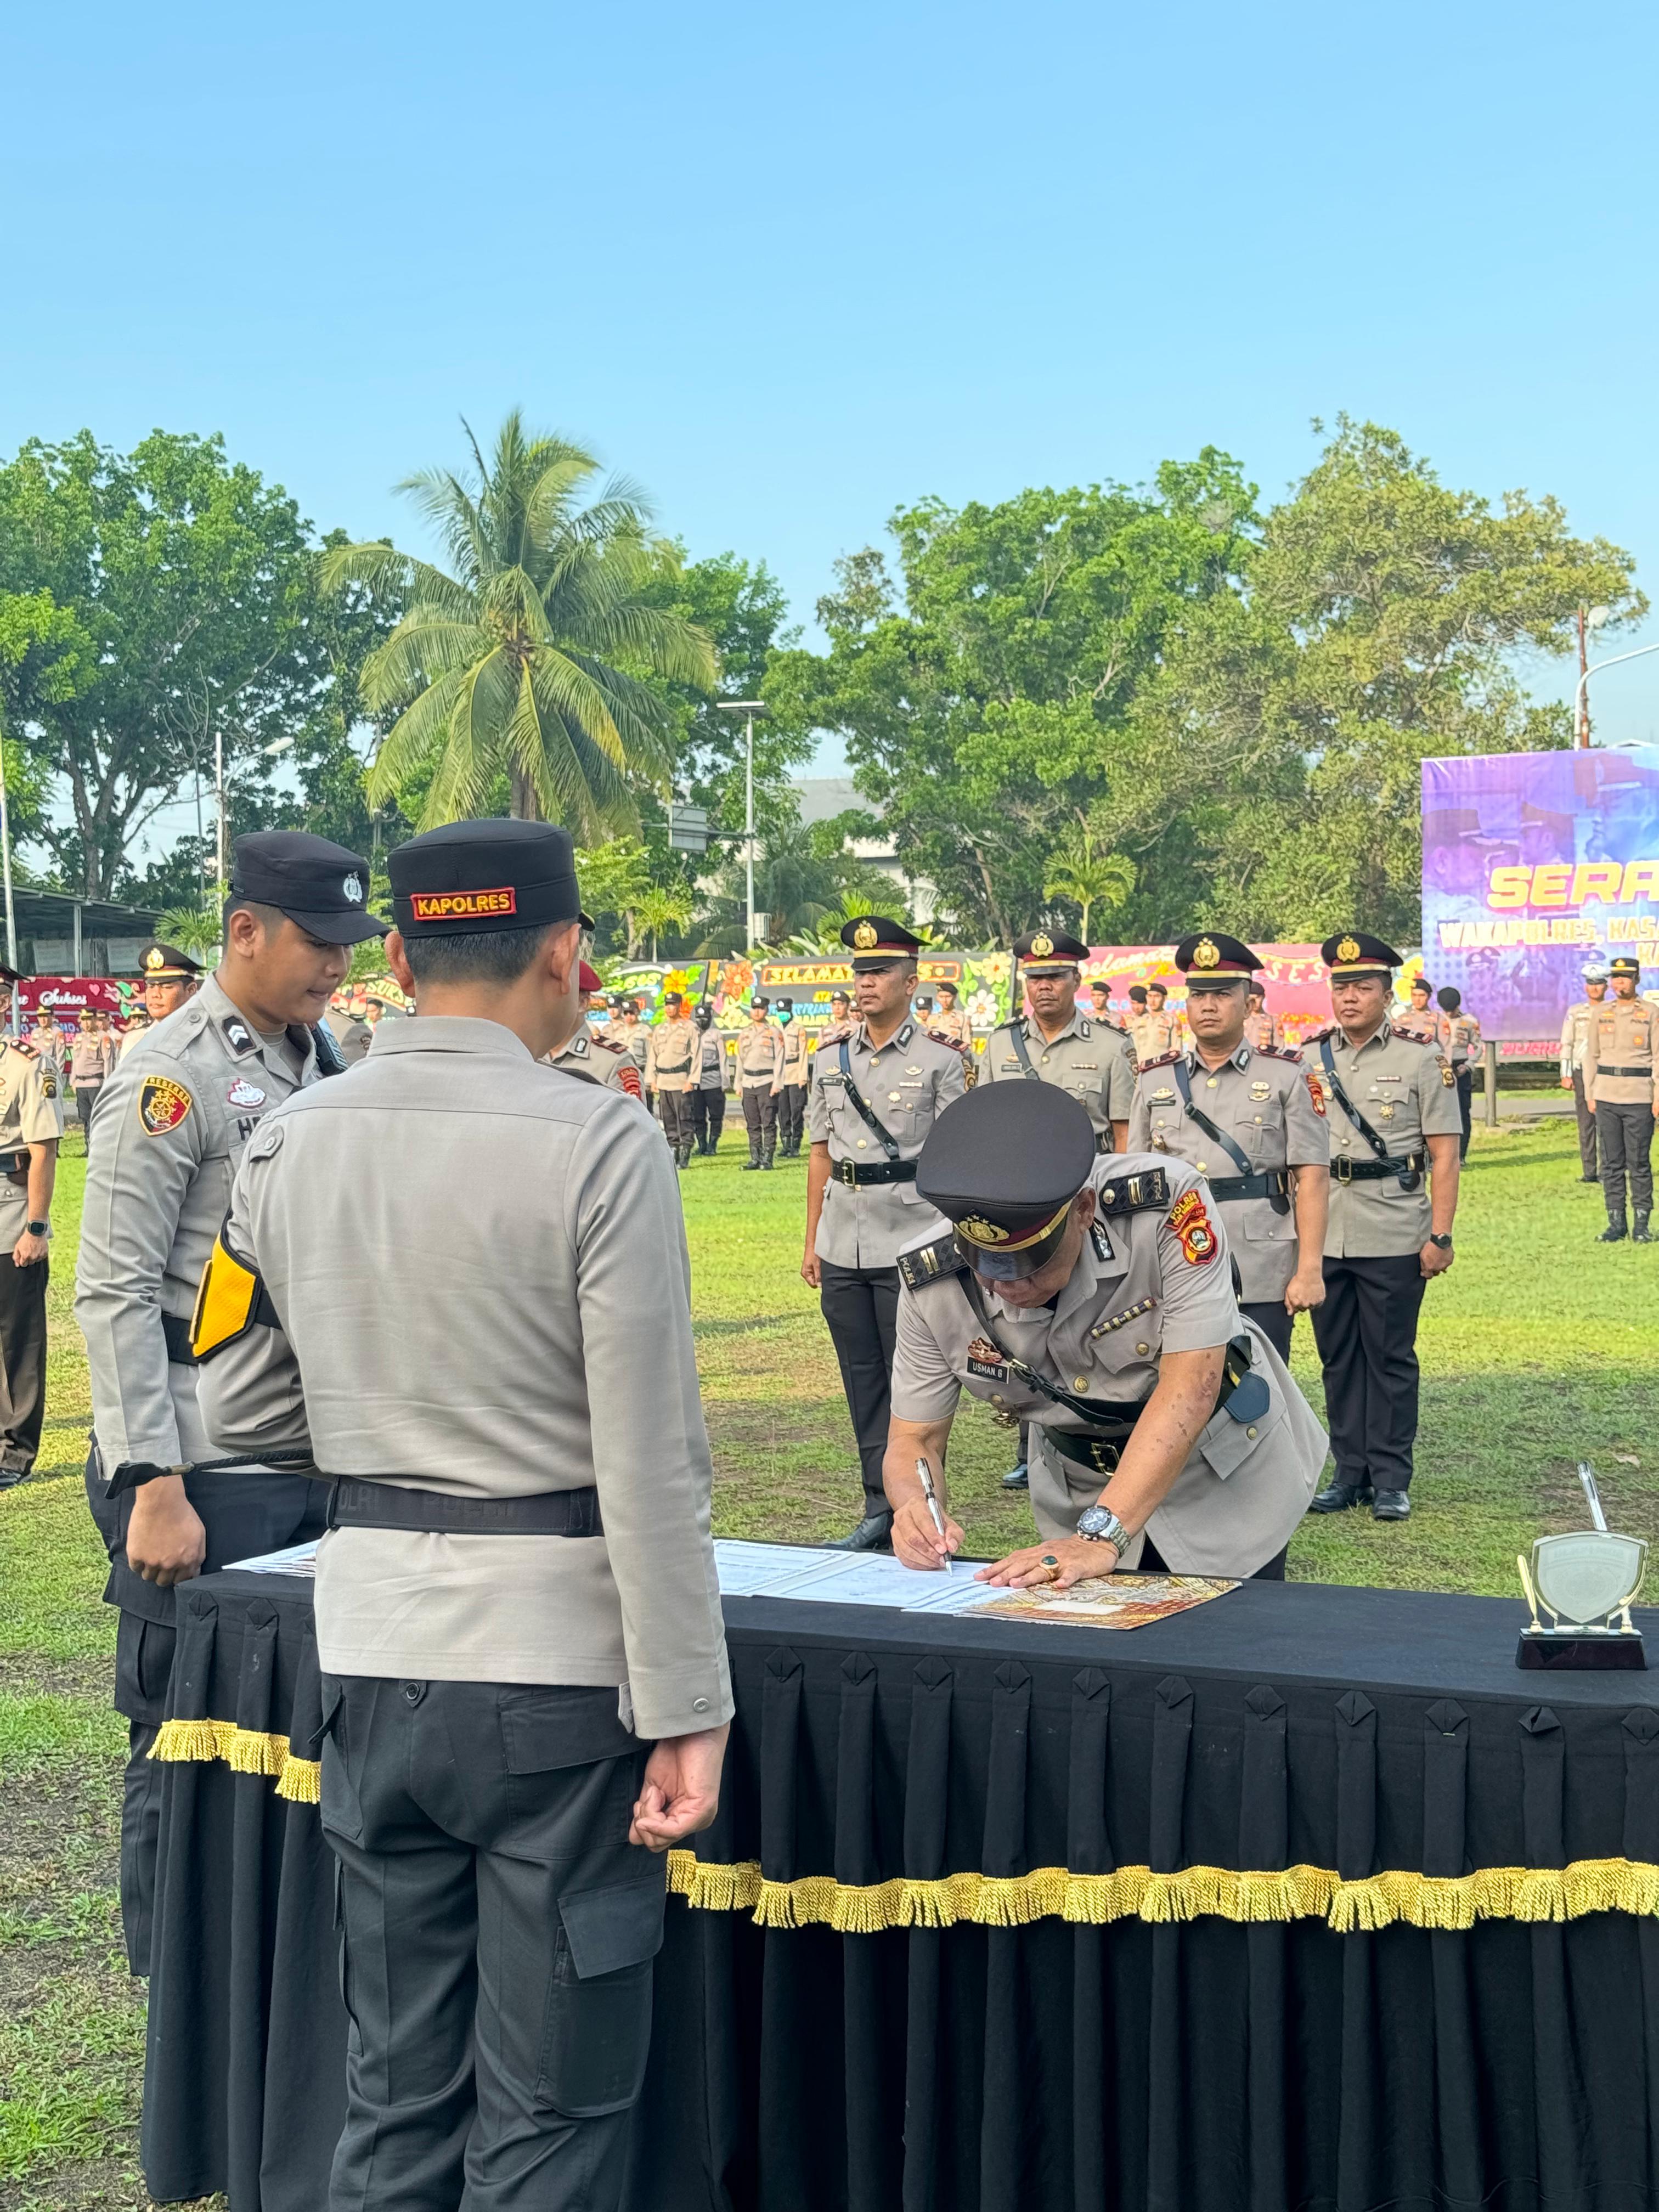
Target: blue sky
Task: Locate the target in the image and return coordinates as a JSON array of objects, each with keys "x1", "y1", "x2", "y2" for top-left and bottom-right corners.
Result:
[{"x1": 6, "y1": 0, "x2": 1659, "y2": 837}]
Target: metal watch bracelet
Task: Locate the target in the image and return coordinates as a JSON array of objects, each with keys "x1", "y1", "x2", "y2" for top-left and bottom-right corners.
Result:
[{"x1": 1076, "y1": 1504, "x2": 1130, "y2": 1551}]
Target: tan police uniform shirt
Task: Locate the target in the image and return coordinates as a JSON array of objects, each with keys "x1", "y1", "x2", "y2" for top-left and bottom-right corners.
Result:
[
  {"x1": 1584, "y1": 994, "x2": 1658, "y2": 1109},
  {"x1": 808, "y1": 1017, "x2": 967, "y2": 1268},
  {"x1": 736, "y1": 1019, "x2": 785, "y2": 1092},
  {"x1": 324, "y1": 1006, "x2": 374, "y2": 1066},
  {"x1": 1243, "y1": 1008, "x2": 1277, "y2": 1052},
  {"x1": 927, "y1": 1005, "x2": 975, "y2": 1051},
  {"x1": 1302, "y1": 1020, "x2": 1462, "y2": 1259},
  {"x1": 546, "y1": 1019, "x2": 644, "y2": 1101},
  {"x1": 1127, "y1": 1042, "x2": 1328, "y2": 1302},
  {"x1": 1560, "y1": 997, "x2": 1598, "y2": 1080},
  {"x1": 978, "y1": 1008, "x2": 1135, "y2": 1143},
  {"x1": 645, "y1": 1015, "x2": 698, "y2": 1093},
  {"x1": 891, "y1": 1154, "x2": 1327, "y2": 1577},
  {"x1": 779, "y1": 1022, "x2": 810, "y2": 1088},
  {"x1": 196, "y1": 1015, "x2": 731, "y2": 1740},
  {"x1": 1128, "y1": 1009, "x2": 1179, "y2": 1065},
  {"x1": 1437, "y1": 1009, "x2": 1481, "y2": 1068},
  {"x1": 70, "y1": 1029, "x2": 116, "y2": 1089},
  {"x1": 0, "y1": 1039, "x2": 65, "y2": 1242},
  {"x1": 75, "y1": 973, "x2": 319, "y2": 1469}
]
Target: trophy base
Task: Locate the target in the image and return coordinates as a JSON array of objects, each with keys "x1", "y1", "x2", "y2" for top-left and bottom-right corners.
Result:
[{"x1": 1517, "y1": 1630, "x2": 1646, "y2": 1671}]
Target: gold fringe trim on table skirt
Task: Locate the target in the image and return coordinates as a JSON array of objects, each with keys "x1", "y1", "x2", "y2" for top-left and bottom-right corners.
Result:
[
  {"x1": 139, "y1": 1726, "x2": 1659, "y2": 1928},
  {"x1": 148, "y1": 1717, "x2": 320, "y2": 1803},
  {"x1": 665, "y1": 1852, "x2": 1659, "y2": 1933}
]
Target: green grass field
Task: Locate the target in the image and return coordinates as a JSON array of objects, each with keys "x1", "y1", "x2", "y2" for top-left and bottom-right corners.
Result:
[{"x1": 1, "y1": 1111, "x2": 1654, "y2": 2206}]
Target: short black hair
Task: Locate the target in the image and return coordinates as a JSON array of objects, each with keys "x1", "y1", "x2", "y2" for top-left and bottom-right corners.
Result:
[
  {"x1": 401, "y1": 919, "x2": 566, "y2": 989},
  {"x1": 222, "y1": 895, "x2": 290, "y2": 943},
  {"x1": 1436, "y1": 985, "x2": 1462, "y2": 1012}
]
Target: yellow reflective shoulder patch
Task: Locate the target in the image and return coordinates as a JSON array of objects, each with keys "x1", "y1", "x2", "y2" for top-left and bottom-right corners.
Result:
[{"x1": 190, "y1": 1232, "x2": 261, "y2": 1360}]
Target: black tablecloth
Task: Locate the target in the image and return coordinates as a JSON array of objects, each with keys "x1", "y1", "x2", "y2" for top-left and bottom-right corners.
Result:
[{"x1": 144, "y1": 1568, "x2": 1659, "y2": 2212}]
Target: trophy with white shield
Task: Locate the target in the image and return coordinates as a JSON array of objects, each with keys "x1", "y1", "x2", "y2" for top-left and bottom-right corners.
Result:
[{"x1": 1516, "y1": 1463, "x2": 1647, "y2": 1670}]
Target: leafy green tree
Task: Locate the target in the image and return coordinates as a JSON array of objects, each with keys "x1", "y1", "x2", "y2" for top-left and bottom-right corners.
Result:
[
  {"x1": 324, "y1": 413, "x2": 715, "y2": 833},
  {"x1": 1113, "y1": 420, "x2": 1646, "y2": 940},
  {"x1": 1043, "y1": 824, "x2": 1135, "y2": 941},
  {"x1": 0, "y1": 431, "x2": 338, "y2": 899},
  {"x1": 769, "y1": 451, "x2": 1257, "y2": 941},
  {"x1": 634, "y1": 884, "x2": 694, "y2": 962}
]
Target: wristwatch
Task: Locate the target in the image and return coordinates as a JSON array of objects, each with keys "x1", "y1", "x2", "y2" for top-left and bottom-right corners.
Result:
[
  {"x1": 24, "y1": 1219, "x2": 50, "y2": 1239},
  {"x1": 1428, "y1": 1232, "x2": 1453, "y2": 1251},
  {"x1": 1076, "y1": 1504, "x2": 1130, "y2": 1551}
]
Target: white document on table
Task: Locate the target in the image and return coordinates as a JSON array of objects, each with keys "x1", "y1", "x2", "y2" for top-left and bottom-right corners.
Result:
[
  {"x1": 713, "y1": 1541, "x2": 870, "y2": 1597},
  {"x1": 225, "y1": 1539, "x2": 321, "y2": 1576}
]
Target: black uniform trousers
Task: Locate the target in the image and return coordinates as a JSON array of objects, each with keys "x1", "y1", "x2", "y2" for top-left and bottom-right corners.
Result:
[
  {"x1": 0, "y1": 1251, "x2": 49, "y2": 1475},
  {"x1": 777, "y1": 1080, "x2": 806, "y2": 1152},
  {"x1": 84, "y1": 1441, "x2": 329, "y2": 1974},
  {"x1": 1239, "y1": 1296, "x2": 1294, "y2": 1364},
  {"x1": 319, "y1": 1675, "x2": 661, "y2": 2212},
  {"x1": 1572, "y1": 1068, "x2": 1599, "y2": 1177},
  {"x1": 819, "y1": 1258, "x2": 901, "y2": 1517},
  {"x1": 1597, "y1": 1101, "x2": 1655, "y2": 1217},
  {"x1": 1310, "y1": 1254, "x2": 1428, "y2": 1495},
  {"x1": 1454, "y1": 1067, "x2": 1474, "y2": 1159},
  {"x1": 689, "y1": 1086, "x2": 725, "y2": 1150},
  {"x1": 740, "y1": 1085, "x2": 777, "y2": 1159},
  {"x1": 654, "y1": 1088, "x2": 694, "y2": 1153}
]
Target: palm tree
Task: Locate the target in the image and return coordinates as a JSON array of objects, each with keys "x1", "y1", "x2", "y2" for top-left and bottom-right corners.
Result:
[
  {"x1": 634, "y1": 885, "x2": 694, "y2": 962},
  {"x1": 321, "y1": 413, "x2": 716, "y2": 834},
  {"x1": 1043, "y1": 824, "x2": 1136, "y2": 942}
]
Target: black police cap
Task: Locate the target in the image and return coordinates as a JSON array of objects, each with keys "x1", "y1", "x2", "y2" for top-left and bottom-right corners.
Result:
[
  {"x1": 389, "y1": 819, "x2": 582, "y2": 938},
  {"x1": 1176, "y1": 931, "x2": 1260, "y2": 981},
  {"x1": 916, "y1": 1082, "x2": 1096, "y2": 1282},
  {"x1": 841, "y1": 916, "x2": 922, "y2": 969},
  {"x1": 1014, "y1": 928, "x2": 1088, "y2": 969},
  {"x1": 231, "y1": 832, "x2": 387, "y2": 946},
  {"x1": 1610, "y1": 955, "x2": 1642, "y2": 978},
  {"x1": 138, "y1": 941, "x2": 202, "y2": 980},
  {"x1": 1322, "y1": 931, "x2": 1403, "y2": 978}
]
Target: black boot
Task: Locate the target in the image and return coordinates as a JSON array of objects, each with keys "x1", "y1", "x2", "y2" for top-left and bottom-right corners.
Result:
[
  {"x1": 1600, "y1": 1211, "x2": 1629, "y2": 1243},
  {"x1": 678, "y1": 1140, "x2": 695, "y2": 1170},
  {"x1": 741, "y1": 1141, "x2": 763, "y2": 1171},
  {"x1": 761, "y1": 1149, "x2": 775, "y2": 1171},
  {"x1": 1635, "y1": 1211, "x2": 1654, "y2": 1244}
]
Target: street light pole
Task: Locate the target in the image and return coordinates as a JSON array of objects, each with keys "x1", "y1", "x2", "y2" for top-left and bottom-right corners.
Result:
[
  {"x1": 715, "y1": 701, "x2": 769, "y2": 950},
  {"x1": 0, "y1": 718, "x2": 19, "y2": 993},
  {"x1": 1575, "y1": 642, "x2": 1659, "y2": 748}
]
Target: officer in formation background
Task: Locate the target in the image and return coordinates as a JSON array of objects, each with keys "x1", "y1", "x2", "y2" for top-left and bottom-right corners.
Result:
[
  {"x1": 735, "y1": 995, "x2": 785, "y2": 1169},
  {"x1": 1561, "y1": 961, "x2": 1609, "y2": 1182},
  {"x1": 1585, "y1": 953, "x2": 1657, "y2": 1242},
  {"x1": 0, "y1": 958, "x2": 62, "y2": 1489}
]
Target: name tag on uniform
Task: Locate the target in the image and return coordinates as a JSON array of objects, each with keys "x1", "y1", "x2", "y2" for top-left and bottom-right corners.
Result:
[{"x1": 966, "y1": 1335, "x2": 1009, "y2": 1382}]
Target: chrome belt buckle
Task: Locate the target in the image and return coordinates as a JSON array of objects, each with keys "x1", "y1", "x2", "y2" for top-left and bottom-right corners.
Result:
[{"x1": 837, "y1": 1158, "x2": 858, "y2": 1188}]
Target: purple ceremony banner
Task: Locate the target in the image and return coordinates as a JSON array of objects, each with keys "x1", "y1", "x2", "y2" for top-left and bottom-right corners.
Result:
[{"x1": 1421, "y1": 746, "x2": 1659, "y2": 1042}]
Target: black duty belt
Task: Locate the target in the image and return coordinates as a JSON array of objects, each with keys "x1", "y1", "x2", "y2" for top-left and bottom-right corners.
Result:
[
  {"x1": 162, "y1": 1312, "x2": 199, "y2": 1366},
  {"x1": 1331, "y1": 1149, "x2": 1426, "y2": 1184},
  {"x1": 1596, "y1": 1066, "x2": 1653, "y2": 1080},
  {"x1": 325, "y1": 1480, "x2": 603, "y2": 1537},
  {"x1": 834, "y1": 1157, "x2": 917, "y2": 1188},
  {"x1": 1205, "y1": 1167, "x2": 1291, "y2": 1204},
  {"x1": 1041, "y1": 1336, "x2": 1262, "y2": 1476}
]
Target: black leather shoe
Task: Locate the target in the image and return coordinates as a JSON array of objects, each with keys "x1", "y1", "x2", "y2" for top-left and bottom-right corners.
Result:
[
  {"x1": 1001, "y1": 1462, "x2": 1030, "y2": 1490},
  {"x1": 741, "y1": 1158, "x2": 763, "y2": 1172},
  {"x1": 1600, "y1": 1216, "x2": 1629, "y2": 1242},
  {"x1": 1634, "y1": 1213, "x2": 1653, "y2": 1244},
  {"x1": 0, "y1": 1469, "x2": 27, "y2": 1490},
  {"x1": 1308, "y1": 1481, "x2": 1374, "y2": 1514},
  {"x1": 829, "y1": 1513, "x2": 893, "y2": 1552},
  {"x1": 1580, "y1": 1173, "x2": 1600, "y2": 1183},
  {"x1": 1372, "y1": 1489, "x2": 1412, "y2": 1521}
]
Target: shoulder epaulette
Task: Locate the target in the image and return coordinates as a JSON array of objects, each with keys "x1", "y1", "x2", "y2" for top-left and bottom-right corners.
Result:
[
  {"x1": 896, "y1": 1232, "x2": 967, "y2": 1291},
  {"x1": 592, "y1": 1035, "x2": 627, "y2": 1057},
  {"x1": 1304, "y1": 1025, "x2": 1336, "y2": 1045},
  {"x1": 1137, "y1": 1049, "x2": 1181, "y2": 1073},
  {"x1": 1263, "y1": 1045, "x2": 1305, "y2": 1063},
  {"x1": 5, "y1": 1036, "x2": 37, "y2": 1059},
  {"x1": 1096, "y1": 1166, "x2": 1171, "y2": 1217}
]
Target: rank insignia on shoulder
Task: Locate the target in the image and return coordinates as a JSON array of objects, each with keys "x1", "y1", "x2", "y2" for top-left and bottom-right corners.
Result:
[
  {"x1": 221, "y1": 1014, "x2": 258, "y2": 1059},
  {"x1": 138, "y1": 1075, "x2": 193, "y2": 1136},
  {"x1": 1139, "y1": 1051, "x2": 1181, "y2": 1073},
  {"x1": 7, "y1": 1036, "x2": 37, "y2": 1059},
  {"x1": 1096, "y1": 1167, "x2": 1170, "y2": 1215},
  {"x1": 896, "y1": 1233, "x2": 966, "y2": 1290},
  {"x1": 1265, "y1": 1045, "x2": 1305, "y2": 1063}
]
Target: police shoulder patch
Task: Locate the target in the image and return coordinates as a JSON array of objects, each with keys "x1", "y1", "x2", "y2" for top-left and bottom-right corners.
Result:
[
  {"x1": 896, "y1": 1232, "x2": 966, "y2": 1291},
  {"x1": 219, "y1": 1014, "x2": 259, "y2": 1059},
  {"x1": 1167, "y1": 1184, "x2": 1220, "y2": 1266},
  {"x1": 138, "y1": 1075, "x2": 193, "y2": 1135}
]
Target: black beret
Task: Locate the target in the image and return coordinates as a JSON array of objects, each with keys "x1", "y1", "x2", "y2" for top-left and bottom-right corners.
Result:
[
  {"x1": 389, "y1": 818, "x2": 582, "y2": 937},
  {"x1": 232, "y1": 832, "x2": 387, "y2": 945},
  {"x1": 916, "y1": 1082, "x2": 1096, "y2": 1282},
  {"x1": 1322, "y1": 931, "x2": 1403, "y2": 977},
  {"x1": 1176, "y1": 932, "x2": 1259, "y2": 980}
]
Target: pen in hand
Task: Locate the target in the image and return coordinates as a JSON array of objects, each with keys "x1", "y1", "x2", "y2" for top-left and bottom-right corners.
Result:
[{"x1": 916, "y1": 1457, "x2": 952, "y2": 1573}]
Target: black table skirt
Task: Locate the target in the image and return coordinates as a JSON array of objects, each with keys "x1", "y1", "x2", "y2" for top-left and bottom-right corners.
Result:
[{"x1": 144, "y1": 1569, "x2": 1659, "y2": 2212}]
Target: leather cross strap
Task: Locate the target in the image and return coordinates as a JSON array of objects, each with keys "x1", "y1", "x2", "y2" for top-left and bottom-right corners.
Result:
[
  {"x1": 1172, "y1": 1060, "x2": 1255, "y2": 1175},
  {"x1": 1004, "y1": 1022, "x2": 1045, "y2": 1082},
  {"x1": 959, "y1": 1272, "x2": 1154, "y2": 1431},
  {"x1": 837, "y1": 1039, "x2": 902, "y2": 1162},
  {"x1": 1318, "y1": 1037, "x2": 1422, "y2": 1191}
]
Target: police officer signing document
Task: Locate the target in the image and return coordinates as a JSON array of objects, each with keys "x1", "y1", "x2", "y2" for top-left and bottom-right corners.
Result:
[
  {"x1": 77, "y1": 831, "x2": 385, "y2": 1976},
  {"x1": 195, "y1": 819, "x2": 731, "y2": 2212},
  {"x1": 803, "y1": 917, "x2": 967, "y2": 1548},
  {"x1": 881, "y1": 1082, "x2": 1326, "y2": 1587},
  {"x1": 1130, "y1": 933, "x2": 1329, "y2": 1363}
]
